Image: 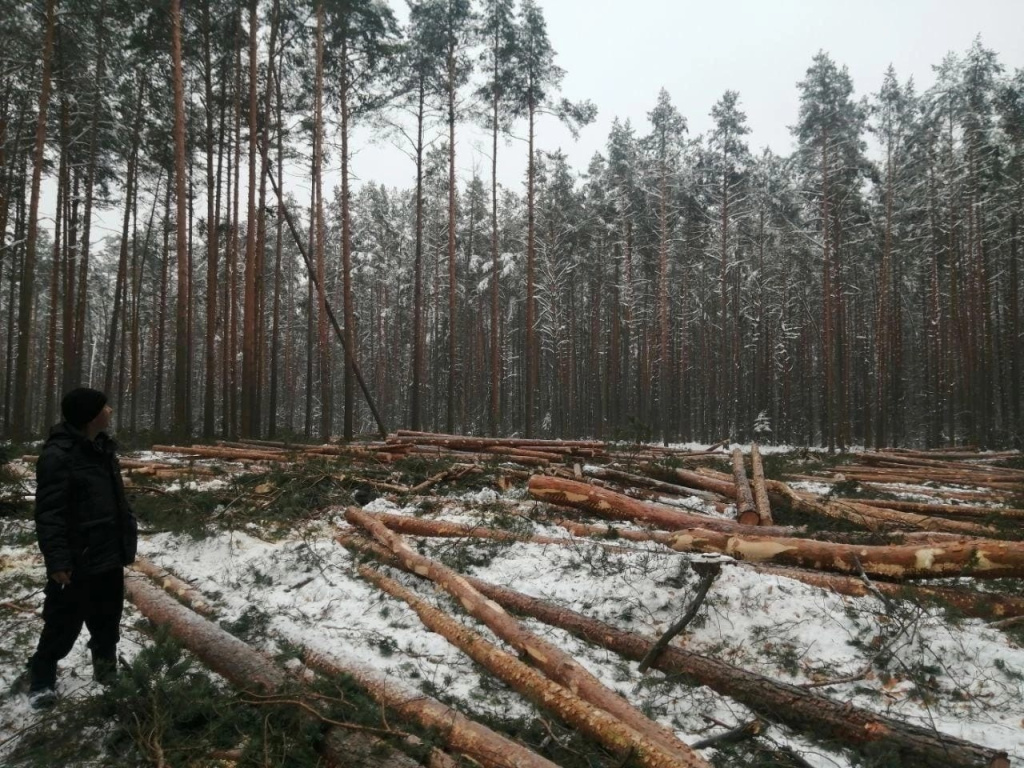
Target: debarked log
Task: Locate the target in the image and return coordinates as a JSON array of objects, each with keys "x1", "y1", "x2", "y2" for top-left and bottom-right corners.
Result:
[{"x1": 345, "y1": 508, "x2": 708, "y2": 767}]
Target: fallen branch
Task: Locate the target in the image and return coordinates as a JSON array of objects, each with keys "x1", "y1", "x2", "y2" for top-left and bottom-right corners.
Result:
[{"x1": 637, "y1": 562, "x2": 721, "y2": 673}]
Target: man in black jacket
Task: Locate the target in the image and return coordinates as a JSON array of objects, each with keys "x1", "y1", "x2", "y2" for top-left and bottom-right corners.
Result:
[{"x1": 27, "y1": 388, "x2": 138, "y2": 708}]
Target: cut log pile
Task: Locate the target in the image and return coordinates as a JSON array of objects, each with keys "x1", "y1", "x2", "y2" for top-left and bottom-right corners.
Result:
[{"x1": 11, "y1": 433, "x2": 1023, "y2": 766}]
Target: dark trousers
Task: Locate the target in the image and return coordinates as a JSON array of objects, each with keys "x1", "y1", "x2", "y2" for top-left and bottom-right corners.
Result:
[{"x1": 29, "y1": 569, "x2": 124, "y2": 690}]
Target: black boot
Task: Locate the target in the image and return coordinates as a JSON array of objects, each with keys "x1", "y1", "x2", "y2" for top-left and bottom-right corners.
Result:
[
  {"x1": 27, "y1": 655, "x2": 58, "y2": 708},
  {"x1": 92, "y1": 654, "x2": 117, "y2": 686}
]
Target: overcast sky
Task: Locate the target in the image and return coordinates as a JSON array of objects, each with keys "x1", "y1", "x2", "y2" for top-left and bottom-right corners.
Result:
[{"x1": 349, "y1": 0, "x2": 1024, "y2": 192}]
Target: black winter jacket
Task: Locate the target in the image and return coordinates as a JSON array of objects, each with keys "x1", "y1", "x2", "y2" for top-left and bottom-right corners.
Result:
[{"x1": 34, "y1": 423, "x2": 138, "y2": 577}]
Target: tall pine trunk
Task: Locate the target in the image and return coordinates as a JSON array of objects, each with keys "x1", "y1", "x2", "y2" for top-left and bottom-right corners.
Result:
[
  {"x1": 171, "y1": 0, "x2": 191, "y2": 439},
  {"x1": 11, "y1": 0, "x2": 56, "y2": 440}
]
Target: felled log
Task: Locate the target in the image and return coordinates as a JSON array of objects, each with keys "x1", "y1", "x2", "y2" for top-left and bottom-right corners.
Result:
[
  {"x1": 584, "y1": 466, "x2": 726, "y2": 507},
  {"x1": 303, "y1": 649, "x2": 560, "y2": 768},
  {"x1": 391, "y1": 430, "x2": 605, "y2": 449},
  {"x1": 345, "y1": 508, "x2": 706, "y2": 767},
  {"x1": 151, "y1": 444, "x2": 288, "y2": 463},
  {"x1": 125, "y1": 574, "x2": 420, "y2": 768},
  {"x1": 766, "y1": 479, "x2": 997, "y2": 536},
  {"x1": 357, "y1": 510, "x2": 589, "y2": 548},
  {"x1": 863, "y1": 451, "x2": 1024, "y2": 474},
  {"x1": 853, "y1": 498, "x2": 1024, "y2": 520},
  {"x1": 746, "y1": 564, "x2": 1024, "y2": 621},
  {"x1": 749, "y1": 445, "x2": 774, "y2": 526},
  {"x1": 528, "y1": 476, "x2": 802, "y2": 537},
  {"x1": 731, "y1": 449, "x2": 758, "y2": 525},
  {"x1": 460, "y1": 578, "x2": 1010, "y2": 768},
  {"x1": 354, "y1": 565, "x2": 710, "y2": 768},
  {"x1": 346, "y1": 536, "x2": 1009, "y2": 768},
  {"x1": 130, "y1": 557, "x2": 216, "y2": 616},
  {"x1": 661, "y1": 526, "x2": 1024, "y2": 580},
  {"x1": 827, "y1": 468, "x2": 1020, "y2": 491}
]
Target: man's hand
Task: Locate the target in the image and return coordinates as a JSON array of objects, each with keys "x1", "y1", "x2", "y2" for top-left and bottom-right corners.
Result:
[{"x1": 50, "y1": 570, "x2": 72, "y2": 586}]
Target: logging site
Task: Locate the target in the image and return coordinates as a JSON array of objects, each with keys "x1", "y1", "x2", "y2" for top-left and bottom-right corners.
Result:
[
  {"x1": 3, "y1": 0, "x2": 1024, "y2": 765},
  {"x1": 1, "y1": 436, "x2": 1024, "y2": 767}
]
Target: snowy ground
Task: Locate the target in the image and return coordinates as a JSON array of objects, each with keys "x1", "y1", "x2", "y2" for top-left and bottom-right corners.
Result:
[{"x1": 1, "y1": 453, "x2": 1023, "y2": 766}]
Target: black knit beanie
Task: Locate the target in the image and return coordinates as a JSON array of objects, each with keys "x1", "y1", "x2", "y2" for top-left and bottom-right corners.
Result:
[{"x1": 61, "y1": 388, "x2": 108, "y2": 429}]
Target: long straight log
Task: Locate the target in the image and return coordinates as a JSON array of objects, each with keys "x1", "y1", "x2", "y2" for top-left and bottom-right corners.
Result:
[
  {"x1": 125, "y1": 574, "x2": 419, "y2": 768},
  {"x1": 391, "y1": 431, "x2": 605, "y2": 449},
  {"x1": 302, "y1": 648, "x2": 561, "y2": 768},
  {"x1": 342, "y1": 535, "x2": 1009, "y2": 768},
  {"x1": 853, "y1": 498, "x2": 1024, "y2": 520},
  {"x1": 354, "y1": 565, "x2": 709, "y2": 768},
  {"x1": 527, "y1": 476, "x2": 801, "y2": 537},
  {"x1": 688, "y1": 466, "x2": 997, "y2": 535},
  {"x1": 749, "y1": 445, "x2": 774, "y2": 526},
  {"x1": 731, "y1": 449, "x2": 758, "y2": 525},
  {"x1": 133, "y1": 562, "x2": 558, "y2": 768},
  {"x1": 151, "y1": 444, "x2": 288, "y2": 462},
  {"x1": 585, "y1": 465, "x2": 726, "y2": 504},
  {"x1": 461, "y1": 580, "x2": 1011, "y2": 768},
  {"x1": 345, "y1": 508, "x2": 708, "y2": 767},
  {"x1": 130, "y1": 557, "x2": 216, "y2": 616},
  {"x1": 745, "y1": 564, "x2": 1024, "y2": 621},
  {"x1": 662, "y1": 526, "x2": 1024, "y2": 580},
  {"x1": 862, "y1": 453, "x2": 1024, "y2": 476}
]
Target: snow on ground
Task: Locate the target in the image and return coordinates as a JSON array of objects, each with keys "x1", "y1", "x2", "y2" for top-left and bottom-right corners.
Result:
[{"x1": 2, "y1": 454, "x2": 1023, "y2": 766}]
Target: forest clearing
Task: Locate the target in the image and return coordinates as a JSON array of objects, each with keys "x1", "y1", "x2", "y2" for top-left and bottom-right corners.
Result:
[
  {"x1": 1, "y1": 434, "x2": 1023, "y2": 767},
  {"x1": 3, "y1": 0, "x2": 1024, "y2": 765}
]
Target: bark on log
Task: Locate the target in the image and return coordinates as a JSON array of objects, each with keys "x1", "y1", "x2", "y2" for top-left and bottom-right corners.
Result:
[
  {"x1": 749, "y1": 445, "x2": 774, "y2": 526},
  {"x1": 584, "y1": 466, "x2": 727, "y2": 506},
  {"x1": 527, "y1": 476, "x2": 801, "y2": 537},
  {"x1": 460, "y1": 579, "x2": 1010, "y2": 768},
  {"x1": 853, "y1": 498, "x2": 1024, "y2": 520},
  {"x1": 125, "y1": 574, "x2": 420, "y2": 768},
  {"x1": 343, "y1": 536, "x2": 1009, "y2": 768},
  {"x1": 345, "y1": 508, "x2": 707, "y2": 767},
  {"x1": 302, "y1": 648, "x2": 561, "y2": 768},
  {"x1": 354, "y1": 564, "x2": 710, "y2": 768},
  {"x1": 661, "y1": 526, "x2": 1024, "y2": 580},
  {"x1": 151, "y1": 444, "x2": 287, "y2": 462},
  {"x1": 130, "y1": 557, "x2": 216, "y2": 616},
  {"x1": 731, "y1": 449, "x2": 758, "y2": 525},
  {"x1": 746, "y1": 564, "x2": 1024, "y2": 620}
]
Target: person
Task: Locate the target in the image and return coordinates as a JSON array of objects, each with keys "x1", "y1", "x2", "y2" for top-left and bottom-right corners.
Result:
[{"x1": 27, "y1": 388, "x2": 138, "y2": 708}]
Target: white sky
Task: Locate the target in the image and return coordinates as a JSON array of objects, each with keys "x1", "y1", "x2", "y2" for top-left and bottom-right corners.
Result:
[
  {"x1": 351, "y1": 0, "x2": 1024, "y2": 192},
  {"x1": 36, "y1": 0, "x2": 1024, "y2": 249}
]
